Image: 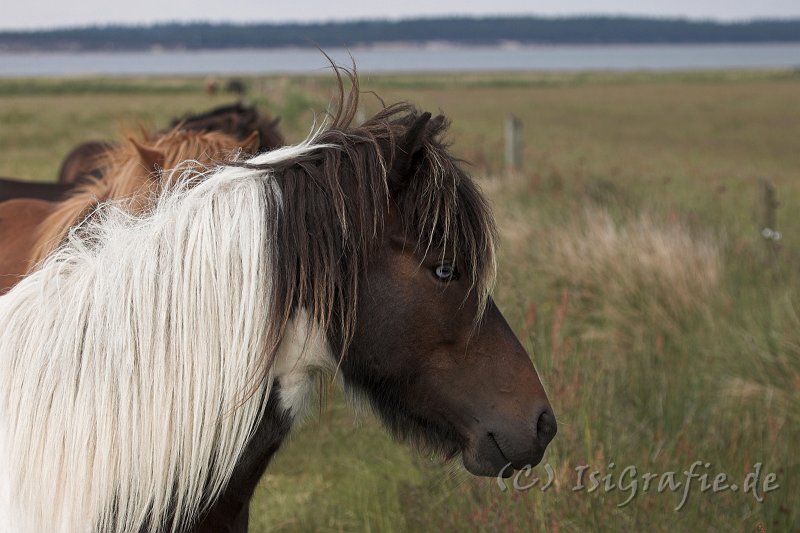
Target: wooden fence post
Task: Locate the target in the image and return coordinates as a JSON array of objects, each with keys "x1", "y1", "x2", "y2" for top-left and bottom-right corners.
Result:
[
  {"x1": 759, "y1": 177, "x2": 780, "y2": 259},
  {"x1": 505, "y1": 115, "x2": 523, "y2": 176}
]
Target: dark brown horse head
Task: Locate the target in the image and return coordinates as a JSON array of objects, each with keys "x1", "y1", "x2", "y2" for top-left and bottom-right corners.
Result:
[
  {"x1": 339, "y1": 112, "x2": 556, "y2": 476},
  {"x1": 259, "y1": 77, "x2": 556, "y2": 476}
]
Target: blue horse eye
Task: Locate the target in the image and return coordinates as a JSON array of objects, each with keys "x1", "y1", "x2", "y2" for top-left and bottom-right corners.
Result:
[{"x1": 434, "y1": 264, "x2": 456, "y2": 281}]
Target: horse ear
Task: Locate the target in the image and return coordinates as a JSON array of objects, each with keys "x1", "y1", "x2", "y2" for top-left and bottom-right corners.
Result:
[
  {"x1": 239, "y1": 130, "x2": 260, "y2": 153},
  {"x1": 397, "y1": 112, "x2": 431, "y2": 170},
  {"x1": 390, "y1": 112, "x2": 432, "y2": 195},
  {"x1": 129, "y1": 138, "x2": 165, "y2": 174}
]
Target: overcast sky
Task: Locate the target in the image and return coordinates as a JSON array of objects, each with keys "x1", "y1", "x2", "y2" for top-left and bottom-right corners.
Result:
[{"x1": 3, "y1": 1, "x2": 800, "y2": 31}]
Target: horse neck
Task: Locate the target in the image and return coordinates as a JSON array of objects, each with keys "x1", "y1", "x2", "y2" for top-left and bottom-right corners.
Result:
[
  {"x1": 30, "y1": 182, "x2": 110, "y2": 265},
  {"x1": 188, "y1": 383, "x2": 291, "y2": 533}
]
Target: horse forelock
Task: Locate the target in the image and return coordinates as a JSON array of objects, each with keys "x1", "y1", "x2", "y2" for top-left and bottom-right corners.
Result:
[{"x1": 243, "y1": 67, "x2": 498, "y2": 359}]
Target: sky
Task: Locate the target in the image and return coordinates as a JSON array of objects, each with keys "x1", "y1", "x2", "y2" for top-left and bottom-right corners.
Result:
[{"x1": 2, "y1": 0, "x2": 800, "y2": 31}]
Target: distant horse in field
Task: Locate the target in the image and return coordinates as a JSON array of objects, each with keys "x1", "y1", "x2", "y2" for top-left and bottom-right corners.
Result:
[
  {"x1": 55, "y1": 102, "x2": 284, "y2": 185},
  {"x1": 0, "y1": 128, "x2": 256, "y2": 294},
  {"x1": 0, "y1": 177, "x2": 72, "y2": 203},
  {"x1": 0, "y1": 72, "x2": 556, "y2": 533}
]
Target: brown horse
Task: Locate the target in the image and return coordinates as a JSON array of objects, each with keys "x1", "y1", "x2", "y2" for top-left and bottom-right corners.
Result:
[
  {"x1": 53, "y1": 102, "x2": 286, "y2": 186},
  {"x1": 0, "y1": 71, "x2": 556, "y2": 533},
  {"x1": 0, "y1": 128, "x2": 257, "y2": 295}
]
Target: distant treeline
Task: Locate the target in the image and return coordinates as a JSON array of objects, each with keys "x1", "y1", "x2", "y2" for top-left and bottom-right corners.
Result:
[{"x1": 1, "y1": 16, "x2": 800, "y2": 51}]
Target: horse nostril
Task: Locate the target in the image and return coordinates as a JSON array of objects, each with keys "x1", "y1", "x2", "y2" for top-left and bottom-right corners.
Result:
[{"x1": 536, "y1": 407, "x2": 557, "y2": 448}]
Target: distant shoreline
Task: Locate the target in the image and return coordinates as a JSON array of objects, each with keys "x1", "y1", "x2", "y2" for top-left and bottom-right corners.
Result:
[
  {"x1": 3, "y1": 41, "x2": 800, "y2": 55},
  {"x1": 1, "y1": 16, "x2": 799, "y2": 53}
]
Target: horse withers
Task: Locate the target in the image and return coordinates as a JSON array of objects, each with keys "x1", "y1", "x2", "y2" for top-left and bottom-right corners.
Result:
[{"x1": 0, "y1": 71, "x2": 556, "y2": 533}]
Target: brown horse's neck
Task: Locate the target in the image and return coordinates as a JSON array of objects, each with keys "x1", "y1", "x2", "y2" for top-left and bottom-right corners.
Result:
[
  {"x1": 0, "y1": 198, "x2": 57, "y2": 295},
  {"x1": 189, "y1": 381, "x2": 293, "y2": 533}
]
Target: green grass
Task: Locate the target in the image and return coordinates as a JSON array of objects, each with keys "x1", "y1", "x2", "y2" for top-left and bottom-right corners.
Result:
[
  {"x1": 1, "y1": 70, "x2": 798, "y2": 532},
  {"x1": 0, "y1": 77, "x2": 204, "y2": 96}
]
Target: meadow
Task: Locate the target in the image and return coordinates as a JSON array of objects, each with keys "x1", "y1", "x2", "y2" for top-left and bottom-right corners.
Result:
[{"x1": 0, "y1": 69, "x2": 798, "y2": 532}]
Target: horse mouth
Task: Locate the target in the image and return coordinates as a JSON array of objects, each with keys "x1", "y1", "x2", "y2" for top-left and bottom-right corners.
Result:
[
  {"x1": 487, "y1": 433, "x2": 515, "y2": 477},
  {"x1": 460, "y1": 431, "x2": 545, "y2": 477},
  {"x1": 460, "y1": 432, "x2": 513, "y2": 477}
]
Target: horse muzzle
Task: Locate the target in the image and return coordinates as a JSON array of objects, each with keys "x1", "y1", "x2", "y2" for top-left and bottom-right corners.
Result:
[{"x1": 461, "y1": 403, "x2": 557, "y2": 477}]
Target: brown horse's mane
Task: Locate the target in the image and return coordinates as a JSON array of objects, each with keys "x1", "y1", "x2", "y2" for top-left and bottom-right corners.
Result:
[
  {"x1": 169, "y1": 101, "x2": 285, "y2": 152},
  {"x1": 242, "y1": 67, "x2": 498, "y2": 361},
  {"x1": 32, "y1": 127, "x2": 256, "y2": 265}
]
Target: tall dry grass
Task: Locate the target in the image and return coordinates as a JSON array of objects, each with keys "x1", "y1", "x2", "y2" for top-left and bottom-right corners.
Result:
[{"x1": 539, "y1": 208, "x2": 721, "y2": 354}]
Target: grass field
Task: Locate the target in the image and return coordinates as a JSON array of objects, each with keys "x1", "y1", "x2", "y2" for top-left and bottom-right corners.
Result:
[{"x1": 1, "y1": 70, "x2": 798, "y2": 532}]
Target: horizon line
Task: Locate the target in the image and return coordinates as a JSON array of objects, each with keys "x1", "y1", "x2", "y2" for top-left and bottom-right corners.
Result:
[{"x1": 3, "y1": 13, "x2": 800, "y2": 34}]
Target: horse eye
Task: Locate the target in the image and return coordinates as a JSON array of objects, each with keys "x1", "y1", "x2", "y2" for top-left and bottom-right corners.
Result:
[{"x1": 433, "y1": 263, "x2": 458, "y2": 282}]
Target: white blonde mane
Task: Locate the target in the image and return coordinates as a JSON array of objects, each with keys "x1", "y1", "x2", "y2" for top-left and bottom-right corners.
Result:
[{"x1": 0, "y1": 141, "x2": 332, "y2": 533}]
